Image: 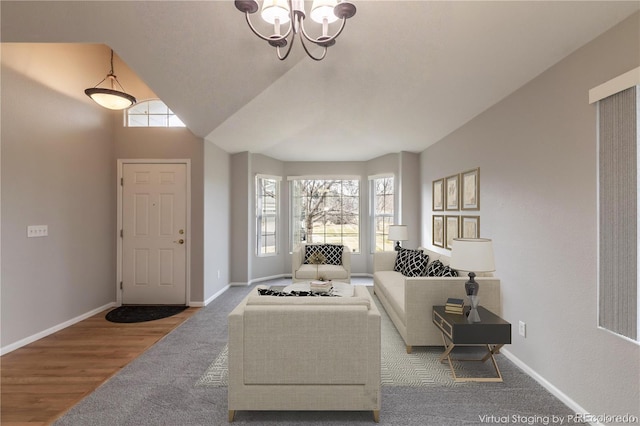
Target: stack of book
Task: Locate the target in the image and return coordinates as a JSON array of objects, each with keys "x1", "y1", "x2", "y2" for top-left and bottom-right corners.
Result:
[
  {"x1": 310, "y1": 280, "x2": 333, "y2": 293},
  {"x1": 445, "y1": 298, "x2": 465, "y2": 315}
]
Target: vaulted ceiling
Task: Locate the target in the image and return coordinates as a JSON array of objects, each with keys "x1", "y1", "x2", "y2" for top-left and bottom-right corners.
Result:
[{"x1": 2, "y1": 1, "x2": 638, "y2": 161}]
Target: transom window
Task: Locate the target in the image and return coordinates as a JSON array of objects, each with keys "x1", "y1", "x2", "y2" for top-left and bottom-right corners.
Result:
[
  {"x1": 290, "y1": 178, "x2": 360, "y2": 253},
  {"x1": 125, "y1": 99, "x2": 186, "y2": 127},
  {"x1": 371, "y1": 175, "x2": 395, "y2": 252}
]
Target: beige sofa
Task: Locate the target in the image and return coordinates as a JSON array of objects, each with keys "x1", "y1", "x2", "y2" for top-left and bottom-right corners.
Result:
[
  {"x1": 228, "y1": 285, "x2": 381, "y2": 422},
  {"x1": 373, "y1": 248, "x2": 501, "y2": 353},
  {"x1": 291, "y1": 244, "x2": 351, "y2": 283}
]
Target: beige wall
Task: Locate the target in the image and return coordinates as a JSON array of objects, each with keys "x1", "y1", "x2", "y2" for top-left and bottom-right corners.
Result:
[
  {"x1": 420, "y1": 12, "x2": 640, "y2": 418},
  {"x1": 1, "y1": 46, "x2": 116, "y2": 349}
]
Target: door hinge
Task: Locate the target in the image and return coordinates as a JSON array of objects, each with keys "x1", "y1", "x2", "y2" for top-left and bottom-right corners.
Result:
[
  {"x1": 121, "y1": 177, "x2": 124, "y2": 186},
  {"x1": 120, "y1": 281, "x2": 123, "y2": 290},
  {"x1": 120, "y1": 229, "x2": 123, "y2": 238}
]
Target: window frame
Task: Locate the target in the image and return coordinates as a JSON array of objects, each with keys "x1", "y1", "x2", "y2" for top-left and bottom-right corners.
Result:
[
  {"x1": 369, "y1": 174, "x2": 395, "y2": 253},
  {"x1": 256, "y1": 174, "x2": 280, "y2": 257},
  {"x1": 124, "y1": 99, "x2": 186, "y2": 128},
  {"x1": 288, "y1": 176, "x2": 361, "y2": 254}
]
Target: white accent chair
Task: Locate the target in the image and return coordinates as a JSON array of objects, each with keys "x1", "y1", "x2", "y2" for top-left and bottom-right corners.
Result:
[
  {"x1": 291, "y1": 244, "x2": 351, "y2": 283},
  {"x1": 228, "y1": 285, "x2": 381, "y2": 422}
]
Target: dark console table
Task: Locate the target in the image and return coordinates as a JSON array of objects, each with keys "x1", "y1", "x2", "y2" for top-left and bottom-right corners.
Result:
[{"x1": 432, "y1": 305, "x2": 511, "y2": 382}]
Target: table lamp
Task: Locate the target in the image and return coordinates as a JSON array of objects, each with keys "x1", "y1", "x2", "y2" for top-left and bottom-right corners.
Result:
[
  {"x1": 450, "y1": 238, "x2": 496, "y2": 322},
  {"x1": 388, "y1": 225, "x2": 408, "y2": 251}
]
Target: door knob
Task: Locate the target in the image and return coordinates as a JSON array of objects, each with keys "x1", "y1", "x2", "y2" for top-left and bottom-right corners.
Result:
[{"x1": 174, "y1": 239, "x2": 185, "y2": 244}]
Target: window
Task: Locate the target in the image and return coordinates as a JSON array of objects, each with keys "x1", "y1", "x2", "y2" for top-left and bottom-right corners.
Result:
[
  {"x1": 371, "y1": 175, "x2": 395, "y2": 252},
  {"x1": 256, "y1": 176, "x2": 279, "y2": 256},
  {"x1": 290, "y1": 178, "x2": 360, "y2": 253},
  {"x1": 597, "y1": 84, "x2": 639, "y2": 343},
  {"x1": 125, "y1": 99, "x2": 186, "y2": 127}
]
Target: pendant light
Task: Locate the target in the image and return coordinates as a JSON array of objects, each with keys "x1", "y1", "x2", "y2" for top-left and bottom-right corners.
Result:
[{"x1": 85, "y1": 49, "x2": 136, "y2": 110}]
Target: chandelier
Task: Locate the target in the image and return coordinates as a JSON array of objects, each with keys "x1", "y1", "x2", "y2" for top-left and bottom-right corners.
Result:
[
  {"x1": 234, "y1": 0, "x2": 356, "y2": 61},
  {"x1": 84, "y1": 49, "x2": 136, "y2": 110}
]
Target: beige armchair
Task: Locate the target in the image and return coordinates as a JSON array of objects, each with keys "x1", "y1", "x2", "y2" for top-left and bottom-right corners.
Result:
[
  {"x1": 228, "y1": 285, "x2": 381, "y2": 422},
  {"x1": 291, "y1": 244, "x2": 351, "y2": 283}
]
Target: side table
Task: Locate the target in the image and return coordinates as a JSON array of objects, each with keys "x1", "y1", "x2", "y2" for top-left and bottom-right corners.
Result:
[{"x1": 432, "y1": 305, "x2": 511, "y2": 382}]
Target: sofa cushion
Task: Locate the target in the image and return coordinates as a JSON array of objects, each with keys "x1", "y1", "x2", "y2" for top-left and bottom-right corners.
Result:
[
  {"x1": 374, "y1": 271, "x2": 406, "y2": 324},
  {"x1": 394, "y1": 248, "x2": 428, "y2": 277},
  {"x1": 303, "y1": 244, "x2": 343, "y2": 265}
]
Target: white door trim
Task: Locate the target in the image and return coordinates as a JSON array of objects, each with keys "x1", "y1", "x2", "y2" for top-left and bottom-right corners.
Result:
[{"x1": 116, "y1": 159, "x2": 192, "y2": 306}]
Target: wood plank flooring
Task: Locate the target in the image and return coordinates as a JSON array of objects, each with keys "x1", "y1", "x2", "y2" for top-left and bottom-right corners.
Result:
[{"x1": 1, "y1": 306, "x2": 200, "y2": 425}]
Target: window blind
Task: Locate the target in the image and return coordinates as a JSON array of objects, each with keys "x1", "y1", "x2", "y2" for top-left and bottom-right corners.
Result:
[{"x1": 598, "y1": 86, "x2": 638, "y2": 341}]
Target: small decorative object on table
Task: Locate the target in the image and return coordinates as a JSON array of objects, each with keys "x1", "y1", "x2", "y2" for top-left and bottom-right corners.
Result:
[
  {"x1": 445, "y1": 297, "x2": 465, "y2": 315},
  {"x1": 307, "y1": 251, "x2": 327, "y2": 280},
  {"x1": 310, "y1": 280, "x2": 333, "y2": 294}
]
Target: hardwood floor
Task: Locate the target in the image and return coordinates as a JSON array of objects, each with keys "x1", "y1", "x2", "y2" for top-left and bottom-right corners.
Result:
[{"x1": 1, "y1": 306, "x2": 200, "y2": 425}]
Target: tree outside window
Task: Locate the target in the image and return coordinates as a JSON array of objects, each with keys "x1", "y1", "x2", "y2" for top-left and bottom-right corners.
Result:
[{"x1": 291, "y1": 179, "x2": 360, "y2": 253}]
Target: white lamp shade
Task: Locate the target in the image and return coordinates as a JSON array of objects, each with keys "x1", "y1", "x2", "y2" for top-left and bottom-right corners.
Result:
[
  {"x1": 261, "y1": 0, "x2": 291, "y2": 24},
  {"x1": 310, "y1": 0, "x2": 339, "y2": 23},
  {"x1": 450, "y1": 238, "x2": 496, "y2": 272},
  {"x1": 388, "y1": 225, "x2": 409, "y2": 241}
]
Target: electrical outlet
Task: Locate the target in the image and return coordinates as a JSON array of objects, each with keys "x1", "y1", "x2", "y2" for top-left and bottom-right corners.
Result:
[
  {"x1": 27, "y1": 225, "x2": 48, "y2": 238},
  {"x1": 519, "y1": 321, "x2": 526, "y2": 337}
]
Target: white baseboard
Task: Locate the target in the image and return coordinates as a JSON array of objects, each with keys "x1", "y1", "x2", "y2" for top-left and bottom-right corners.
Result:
[
  {"x1": 1, "y1": 302, "x2": 117, "y2": 356},
  {"x1": 501, "y1": 349, "x2": 602, "y2": 426},
  {"x1": 194, "y1": 284, "x2": 230, "y2": 307}
]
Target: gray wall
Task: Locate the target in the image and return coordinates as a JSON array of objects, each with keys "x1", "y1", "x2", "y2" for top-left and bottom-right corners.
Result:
[
  {"x1": 1, "y1": 50, "x2": 115, "y2": 349},
  {"x1": 420, "y1": 12, "x2": 639, "y2": 417},
  {"x1": 203, "y1": 142, "x2": 231, "y2": 301}
]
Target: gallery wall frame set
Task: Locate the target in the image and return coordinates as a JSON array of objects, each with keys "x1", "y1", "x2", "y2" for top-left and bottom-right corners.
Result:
[
  {"x1": 432, "y1": 167, "x2": 480, "y2": 250},
  {"x1": 432, "y1": 168, "x2": 480, "y2": 212},
  {"x1": 432, "y1": 215, "x2": 480, "y2": 249}
]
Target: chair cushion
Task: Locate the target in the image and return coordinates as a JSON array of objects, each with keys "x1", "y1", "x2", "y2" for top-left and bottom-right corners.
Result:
[{"x1": 295, "y1": 264, "x2": 349, "y2": 281}]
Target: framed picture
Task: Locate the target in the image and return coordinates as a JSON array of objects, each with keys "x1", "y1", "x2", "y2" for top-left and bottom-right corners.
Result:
[
  {"x1": 432, "y1": 179, "x2": 444, "y2": 211},
  {"x1": 445, "y1": 215, "x2": 460, "y2": 250},
  {"x1": 445, "y1": 174, "x2": 459, "y2": 211},
  {"x1": 461, "y1": 215, "x2": 480, "y2": 239},
  {"x1": 461, "y1": 168, "x2": 480, "y2": 210},
  {"x1": 432, "y1": 215, "x2": 444, "y2": 247}
]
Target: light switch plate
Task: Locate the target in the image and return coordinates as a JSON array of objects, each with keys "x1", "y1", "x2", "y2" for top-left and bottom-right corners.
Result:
[{"x1": 27, "y1": 225, "x2": 48, "y2": 238}]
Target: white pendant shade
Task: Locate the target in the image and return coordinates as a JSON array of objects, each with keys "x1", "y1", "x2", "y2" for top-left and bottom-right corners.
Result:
[
  {"x1": 261, "y1": 0, "x2": 290, "y2": 24},
  {"x1": 86, "y1": 89, "x2": 136, "y2": 110},
  {"x1": 310, "y1": 0, "x2": 339, "y2": 23}
]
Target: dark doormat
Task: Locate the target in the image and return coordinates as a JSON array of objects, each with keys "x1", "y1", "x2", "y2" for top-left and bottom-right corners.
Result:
[{"x1": 106, "y1": 305, "x2": 188, "y2": 323}]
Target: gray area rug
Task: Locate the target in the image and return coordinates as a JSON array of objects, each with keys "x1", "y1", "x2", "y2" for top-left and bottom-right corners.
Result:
[
  {"x1": 197, "y1": 291, "x2": 498, "y2": 387},
  {"x1": 54, "y1": 277, "x2": 585, "y2": 425}
]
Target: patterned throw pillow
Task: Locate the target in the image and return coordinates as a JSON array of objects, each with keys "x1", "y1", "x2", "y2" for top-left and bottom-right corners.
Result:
[
  {"x1": 438, "y1": 265, "x2": 459, "y2": 277},
  {"x1": 258, "y1": 288, "x2": 338, "y2": 297},
  {"x1": 426, "y1": 260, "x2": 444, "y2": 277},
  {"x1": 394, "y1": 248, "x2": 428, "y2": 277},
  {"x1": 303, "y1": 244, "x2": 344, "y2": 265}
]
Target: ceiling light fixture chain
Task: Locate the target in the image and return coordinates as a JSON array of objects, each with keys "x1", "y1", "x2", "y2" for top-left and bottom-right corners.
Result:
[{"x1": 235, "y1": 0, "x2": 356, "y2": 61}]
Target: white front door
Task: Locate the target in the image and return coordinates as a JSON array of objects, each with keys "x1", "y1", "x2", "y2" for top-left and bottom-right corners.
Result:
[{"x1": 122, "y1": 163, "x2": 187, "y2": 305}]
